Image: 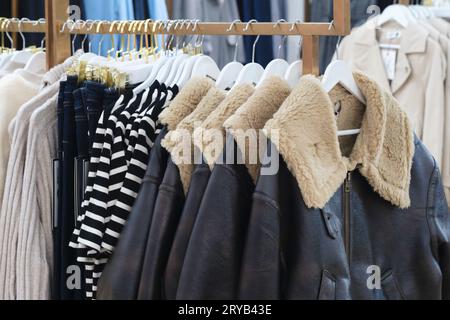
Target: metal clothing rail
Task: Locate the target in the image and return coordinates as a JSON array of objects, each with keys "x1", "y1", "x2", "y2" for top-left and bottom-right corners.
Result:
[{"x1": 1, "y1": 0, "x2": 351, "y2": 76}]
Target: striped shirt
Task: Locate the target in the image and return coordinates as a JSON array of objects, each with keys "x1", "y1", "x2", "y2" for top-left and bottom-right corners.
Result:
[{"x1": 71, "y1": 82, "x2": 178, "y2": 298}]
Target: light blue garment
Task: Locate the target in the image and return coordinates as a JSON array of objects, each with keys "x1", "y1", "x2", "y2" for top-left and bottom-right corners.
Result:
[
  {"x1": 83, "y1": 0, "x2": 135, "y2": 56},
  {"x1": 148, "y1": 0, "x2": 169, "y2": 21},
  {"x1": 148, "y1": 0, "x2": 169, "y2": 52}
]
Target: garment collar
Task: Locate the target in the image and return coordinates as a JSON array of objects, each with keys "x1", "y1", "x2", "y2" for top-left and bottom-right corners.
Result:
[
  {"x1": 353, "y1": 19, "x2": 429, "y2": 54},
  {"x1": 264, "y1": 71, "x2": 415, "y2": 209}
]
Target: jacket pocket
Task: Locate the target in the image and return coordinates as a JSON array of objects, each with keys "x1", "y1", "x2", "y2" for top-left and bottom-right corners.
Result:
[
  {"x1": 318, "y1": 270, "x2": 337, "y2": 300},
  {"x1": 381, "y1": 270, "x2": 406, "y2": 300}
]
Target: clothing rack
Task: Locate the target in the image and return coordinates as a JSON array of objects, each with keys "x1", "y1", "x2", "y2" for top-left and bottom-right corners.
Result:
[{"x1": 1, "y1": 0, "x2": 351, "y2": 76}]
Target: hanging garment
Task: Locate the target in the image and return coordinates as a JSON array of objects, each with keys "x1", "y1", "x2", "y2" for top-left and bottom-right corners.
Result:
[
  {"x1": 0, "y1": 71, "x2": 43, "y2": 299},
  {"x1": 176, "y1": 76, "x2": 291, "y2": 300},
  {"x1": 270, "y1": 0, "x2": 287, "y2": 60},
  {"x1": 162, "y1": 84, "x2": 255, "y2": 300},
  {"x1": 0, "y1": 55, "x2": 78, "y2": 300},
  {"x1": 83, "y1": 0, "x2": 135, "y2": 56},
  {"x1": 286, "y1": 0, "x2": 305, "y2": 63},
  {"x1": 310, "y1": 0, "x2": 377, "y2": 73},
  {"x1": 238, "y1": 0, "x2": 274, "y2": 67},
  {"x1": 428, "y1": 18, "x2": 450, "y2": 206},
  {"x1": 173, "y1": 0, "x2": 245, "y2": 68},
  {"x1": 239, "y1": 72, "x2": 450, "y2": 300},
  {"x1": 148, "y1": 0, "x2": 169, "y2": 20},
  {"x1": 133, "y1": 0, "x2": 150, "y2": 20},
  {"x1": 73, "y1": 82, "x2": 176, "y2": 299},
  {"x1": 135, "y1": 87, "x2": 227, "y2": 300},
  {"x1": 338, "y1": 20, "x2": 446, "y2": 170},
  {"x1": 97, "y1": 78, "x2": 213, "y2": 300}
]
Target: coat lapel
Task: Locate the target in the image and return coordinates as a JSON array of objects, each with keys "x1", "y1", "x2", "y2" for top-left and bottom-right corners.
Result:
[{"x1": 390, "y1": 50, "x2": 411, "y2": 94}]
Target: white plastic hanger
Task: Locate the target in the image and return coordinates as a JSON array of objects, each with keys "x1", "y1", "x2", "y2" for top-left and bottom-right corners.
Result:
[
  {"x1": 232, "y1": 20, "x2": 264, "y2": 89},
  {"x1": 376, "y1": 4, "x2": 415, "y2": 28},
  {"x1": 322, "y1": 61, "x2": 365, "y2": 137},
  {"x1": 24, "y1": 19, "x2": 47, "y2": 74},
  {"x1": 77, "y1": 20, "x2": 99, "y2": 62},
  {"x1": 0, "y1": 23, "x2": 14, "y2": 69},
  {"x1": 257, "y1": 21, "x2": 291, "y2": 88},
  {"x1": 322, "y1": 33, "x2": 365, "y2": 137},
  {"x1": 10, "y1": 18, "x2": 34, "y2": 65},
  {"x1": 285, "y1": 23, "x2": 304, "y2": 88},
  {"x1": 215, "y1": 20, "x2": 244, "y2": 90},
  {"x1": 285, "y1": 60, "x2": 303, "y2": 88},
  {"x1": 155, "y1": 21, "x2": 179, "y2": 83}
]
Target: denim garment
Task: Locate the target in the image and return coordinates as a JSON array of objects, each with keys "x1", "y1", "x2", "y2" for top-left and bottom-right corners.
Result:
[
  {"x1": 85, "y1": 81, "x2": 106, "y2": 148},
  {"x1": 59, "y1": 76, "x2": 84, "y2": 300}
]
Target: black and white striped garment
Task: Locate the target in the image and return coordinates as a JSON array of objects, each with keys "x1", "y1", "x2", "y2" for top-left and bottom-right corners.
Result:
[
  {"x1": 76, "y1": 92, "x2": 144, "y2": 253},
  {"x1": 101, "y1": 90, "x2": 173, "y2": 252},
  {"x1": 70, "y1": 94, "x2": 128, "y2": 251},
  {"x1": 89, "y1": 87, "x2": 163, "y2": 292},
  {"x1": 75, "y1": 92, "x2": 146, "y2": 299}
]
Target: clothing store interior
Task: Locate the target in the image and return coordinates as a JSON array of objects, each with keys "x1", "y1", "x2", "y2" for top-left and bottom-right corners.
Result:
[{"x1": 0, "y1": 0, "x2": 449, "y2": 302}]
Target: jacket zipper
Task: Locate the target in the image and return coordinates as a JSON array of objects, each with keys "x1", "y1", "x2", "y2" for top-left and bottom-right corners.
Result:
[{"x1": 343, "y1": 172, "x2": 352, "y2": 263}]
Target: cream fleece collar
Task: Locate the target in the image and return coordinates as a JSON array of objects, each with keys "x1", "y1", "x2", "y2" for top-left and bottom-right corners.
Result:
[
  {"x1": 264, "y1": 71, "x2": 415, "y2": 209},
  {"x1": 159, "y1": 77, "x2": 214, "y2": 130},
  {"x1": 224, "y1": 76, "x2": 292, "y2": 183},
  {"x1": 193, "y1": 84, "x2": 255, "y2": 169},
  {"x1": 162, "y1": 87, "x2": 226, "y2": 193}
]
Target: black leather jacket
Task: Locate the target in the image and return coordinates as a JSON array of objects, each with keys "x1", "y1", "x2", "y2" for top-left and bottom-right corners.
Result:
[
  {"x1": 97, "y1": 128, "x2": 169, "y2": 300},
  {"x1": 238, "y1": 73, "x2": 450, "y2": 300},
  {"x1": 239, "y1": 138, "x2": 450, "y2": 300}
]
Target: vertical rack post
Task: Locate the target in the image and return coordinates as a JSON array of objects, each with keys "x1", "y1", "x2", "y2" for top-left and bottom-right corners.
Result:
[
  {"x1": 302, "y1": 0, "x2": 350, "y2": 75},
  {"x1": 11, "y1": 0, "x2": 18, "y2": 48},
  {"x1": 45, "y1": 0, "x2": 71, "y2": 69},
  {"x1": 303, "y1": 35, "x2": 320, "y2": 76}
]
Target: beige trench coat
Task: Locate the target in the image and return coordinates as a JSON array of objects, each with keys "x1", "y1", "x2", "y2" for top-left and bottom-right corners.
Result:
[{"x1": 338, "y1": 20, "x2": 446, "y2": 184}]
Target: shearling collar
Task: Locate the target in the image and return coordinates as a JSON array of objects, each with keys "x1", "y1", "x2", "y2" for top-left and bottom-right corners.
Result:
[
  {"x1": 193, "y1": 84, "x2": 255, "y2": 169},
  {"x1": 264, "y1": 71, "x2": 415, "y2": 209},
  {"x1": 159, "y1": 77, "x2": 214, "y2": 130},
  {"x1": 162, "y1": 87, "x2": 226, "y2": 194},
  {"x1": 224, "y1": 76, "x2": 291, "y2": 183}
]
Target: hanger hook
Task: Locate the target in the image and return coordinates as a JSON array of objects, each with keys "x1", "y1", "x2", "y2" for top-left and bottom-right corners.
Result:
[
  {"x1": 96, "y1": 21, "x2": 105, "y2": 56},
  {"x1": 192, "y1": 19, "x2": 200, "y2": 32},
  {"x1": 227, "y1": 19, "x2": 241, "y2": 61},
  {"x1": 227, "y1": 19, "x2": 241, "y2": 32},
  {"x1": 290, "y1": 19, "x2": 301, "y2": 32},
  {"x1": 273, "y1": 18, "x2": 287, "y2": 29},
  {"x1": 81, "y1": 19, "x2": 95, "y2": 52},
  {"x1": 244, "y1": 19, "x2": 257, "y2": 32},
  {"x1": 4, "y1": 19, "x2": 13, "y2": 49},
  {"x1": 328, "y1": 19, "x2": 335, "y2": 31},
  {"x1": 244, "y1": 20, "x2": 259, "y2": 62},
  {"x1": 13, "y1": 18, "x2": 27, "y2": 49},
  {"x1": 34, "y1": 18, "x2": 46, "y2": 49},
  {"x1": 70, "y1": 19, "x2": 83, "y2": 54}
]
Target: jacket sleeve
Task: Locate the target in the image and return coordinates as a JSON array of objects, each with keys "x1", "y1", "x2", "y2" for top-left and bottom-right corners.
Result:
[
  {"x1": 428, "y1": 163, "x2": 450, "y2": 299},
  {"x1": 238, "y1": 192, "x2": 282, "y2": 300},
  {"x1": 423, "y1": 41, "x2": 445, "y2": 167}
]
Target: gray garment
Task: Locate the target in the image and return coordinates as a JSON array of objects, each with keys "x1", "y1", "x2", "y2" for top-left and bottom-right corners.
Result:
[
  {"x1": 271, "y1": 0, "x2": 287, "y2": 59},
  {"x1": 310, "y1": 0, "x2": 377, "y2": 73},
  {"x1": 286, "y1": 0, "x2": 305, "y2": 63},
  {"x1": 173, "y1": 0, "x2": 245, "y2": 68}
]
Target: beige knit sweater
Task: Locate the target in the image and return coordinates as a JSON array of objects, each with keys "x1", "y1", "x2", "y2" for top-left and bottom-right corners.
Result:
[{"x1": 0, "y1": 54, "x2": 78, "y2": 300}]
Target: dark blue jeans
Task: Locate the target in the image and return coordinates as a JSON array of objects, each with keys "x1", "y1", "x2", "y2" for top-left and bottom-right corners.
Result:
[
  {"x1": 85, "y1": 81, "x2": 106, "y2": 149},
  {"x1": 58, "y1": 75, "x2": 84, "y2": 300}
]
